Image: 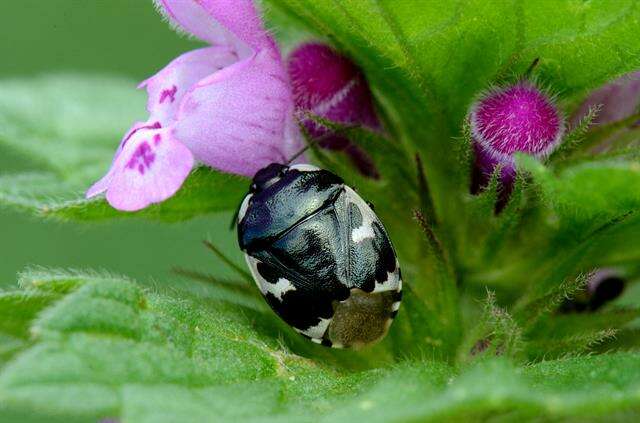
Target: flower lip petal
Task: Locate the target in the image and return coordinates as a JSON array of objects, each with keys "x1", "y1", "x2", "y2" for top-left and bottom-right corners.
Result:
[
  {"x1": 86, "y1": 120, "x2": 162, "y2": 199},
  {"x1": 139, "y1": 46, "x2": 239, "y2": 124},
  {"x1": 156, "y1": 0, "x2": 271, "y2": 52},
  {"x1": 86, "y1": 169, "x2": 114, "y2": 199},
  {"x1": 174, "y1": 48, "x2": 302, "y2": 176},
  {"x1": 117, "y1": 121, "x2": 163, "y2": 157},
  {"x1": 105, "y1": 127, "x2": 194, "y2": 211}
]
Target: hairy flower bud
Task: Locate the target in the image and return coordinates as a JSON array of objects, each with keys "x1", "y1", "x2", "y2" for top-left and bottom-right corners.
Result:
[
  {"x1": 288, "y1": 42, "x2": 380, "y2": 178},
  {"x1": 469, "y1": 81, "x2": 564, "y2": 207}
]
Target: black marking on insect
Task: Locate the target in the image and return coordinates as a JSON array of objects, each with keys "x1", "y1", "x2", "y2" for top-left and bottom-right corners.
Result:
[{"x1": 237, "y1": 163, "x2": 402, "y2": 348}]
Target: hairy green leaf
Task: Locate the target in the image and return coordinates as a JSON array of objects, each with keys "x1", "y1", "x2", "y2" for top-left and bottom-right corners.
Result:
[{"x1": 2, "y1": 269, "x2": 640, "y2": 422}]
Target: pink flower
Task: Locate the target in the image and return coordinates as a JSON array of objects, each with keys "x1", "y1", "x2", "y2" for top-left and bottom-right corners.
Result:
[
  {"x1": 288, "y1": 43, "x2": 380, "y2": 178},
  {"x1": 87, "y1": 0, "x2": 302, "y2": 211}
]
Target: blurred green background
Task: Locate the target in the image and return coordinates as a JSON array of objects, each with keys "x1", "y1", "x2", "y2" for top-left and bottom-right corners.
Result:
[{"x1": 0, "y1": 1, "x2": 239, "y2": 287}]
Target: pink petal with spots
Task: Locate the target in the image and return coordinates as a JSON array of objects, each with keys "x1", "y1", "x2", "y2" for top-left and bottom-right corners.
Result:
[
  {"x1": 174, "y1": 48, "x2": 302, "y2": 176},
  {"x1": 105, "y1": 127, "x2": 194, "y2": 211},
  {"x1": 155, "y1": 0, "x2": 271, "y2": 52},
  {"x1": 139, "y1": 46, "x2": 238, "y2": 124},
  {"x1": 86, "y1": 120, "x2": 163, "y2": 198}
]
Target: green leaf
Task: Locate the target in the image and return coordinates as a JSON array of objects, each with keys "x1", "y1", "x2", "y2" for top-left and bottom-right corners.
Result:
[
  {"x1": 521, "y1": 156, "x2": 640, "y2": 225},
  {"x1": 4, "y1": 269, "x2": 640, "y2": 422}
]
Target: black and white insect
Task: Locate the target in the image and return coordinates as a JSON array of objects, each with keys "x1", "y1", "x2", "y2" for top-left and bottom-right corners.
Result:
[{"x1": 237, "y1": 162, "x2": 402, "y2": 348}]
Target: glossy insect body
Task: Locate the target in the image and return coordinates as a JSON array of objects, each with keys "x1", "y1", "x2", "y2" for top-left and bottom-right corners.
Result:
[{"x1": 237, "y1": 163, "x2": 402, "y2": 348}]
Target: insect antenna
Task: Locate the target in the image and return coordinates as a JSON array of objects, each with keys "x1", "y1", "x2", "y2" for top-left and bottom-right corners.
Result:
[
  {"x1": 203, "y1": 240, "x2": 254, "y2": 283},
  {"x1": 283, "y1": 130, "x2": 329, "y2": 165},
  {"x1": 229, "y1": 204, "x2": 242, "y2": 230},
  {"x1": 283, "y1": 119, "x2": 359, "y2": 165},
  {"x1": 172, "y1": 266, "x2": 257, "y2": 296}
]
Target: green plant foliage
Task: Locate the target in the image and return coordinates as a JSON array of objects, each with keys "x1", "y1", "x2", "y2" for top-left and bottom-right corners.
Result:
[
  {"x1": 2, "y1": 1, "x2": 640, "y2": 421},
  {"x1": 1, "y1": 270, "x2": 640, "y2": 422}
]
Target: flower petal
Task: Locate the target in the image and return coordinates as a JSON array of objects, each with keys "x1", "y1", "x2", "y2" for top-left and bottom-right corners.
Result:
[
  {"x1": 174, "y1": 48, "x2": 301, "y2": 176},
  {"x1": 140, "y1": 46, "x2": 238, "y2": 124},
  {"x1": 86, "y1": 120, "x2": 162, "y2": 198},
  {"x1": 156, "y1": 0, "x2": 271, "y2": 52},
  {"x1": 86, "y1": 169, "x2": 114, "y2": 199},
  {"x1": 105, "y1": 127, "x2": 194, "y2": 211}
]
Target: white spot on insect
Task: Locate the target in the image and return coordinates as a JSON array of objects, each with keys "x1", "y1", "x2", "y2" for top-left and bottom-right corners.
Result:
[
  {"x1": 237, "y1": 193, "x2": 252, "y2": 222},
  {"x1": 264, "y1": 277, "x2": 296, "y2": 301},
  {"x1": 244, "y1": 255, "x2": 296, "y2": 302},
  {"x1": 373, "y1": 261, "x2": 402, "y2": 293},
  {"x1": 244, "y1": 255, "x2": 264, "y2": 291},
  {"x1": 296, "y1": 317, "x2": 331, "y2": 339},
  {"x1": 290, "y1": 163, "x2": 320, "y2": 172},
  {"x1": 351, "y1": 221, "x2": 375, "y2": 243},
  {"x1": 391, "y1": 301, "x2": 401, "y2": 312},
  {"x1": 310, "y1": 337, "x2": 322, "y2": 345},
  {"x1": 345, "y1": 187, "x2": 376, "y2": 243}
]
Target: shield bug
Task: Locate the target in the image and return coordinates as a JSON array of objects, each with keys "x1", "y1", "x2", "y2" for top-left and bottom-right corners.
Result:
[{"x1": 237, "y1": 162, "x2": 402, "y2": 348}]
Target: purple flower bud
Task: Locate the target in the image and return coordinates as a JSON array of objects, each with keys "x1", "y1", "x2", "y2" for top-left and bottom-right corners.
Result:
[
  {"x1": 288, "y1": 42, "x2": 380, "y2": 178},
  {"x1": 572, "y1": 71, "x2": 640, "y2": 127},
  {"x1": 559, "y1": 269, "x2": 625, "y2": 313},
  {"x1": 469, "y1": 81, "x2": 564, "y2": 207},
  {"x1": 587, "y1": 269, "x2": 625, "y2": 311}
]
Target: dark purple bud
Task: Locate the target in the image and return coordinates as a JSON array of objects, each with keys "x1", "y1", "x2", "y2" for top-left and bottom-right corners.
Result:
[
  {"x1": 288, "y1": 42, "x2": 380, "y2": 178},
  {"x1": 469, "y1": 81, "x2": 564, "y2": 208},
  {"x1": 571, "y1": 71, "x2": 640, "y2": 127},
  {"x1": 587, "y1": 269, "x2": 625, "y2": 311},
  {"x1": 559, "y1": 269, "x2": 625, "y2": 313}
]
